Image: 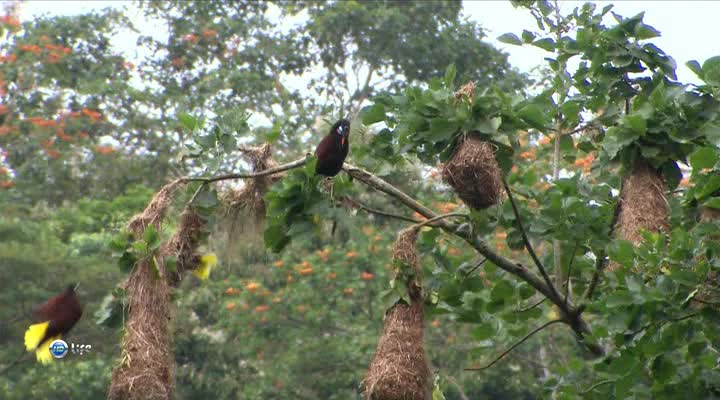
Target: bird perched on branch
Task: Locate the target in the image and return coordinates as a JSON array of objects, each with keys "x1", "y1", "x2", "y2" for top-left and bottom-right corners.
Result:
[
  {"x1": 314, "y1": 119, "x2": 350, "y2": 177},
  {"x1": 24, "y1": 284, "x2": 83, "y2": 364}
]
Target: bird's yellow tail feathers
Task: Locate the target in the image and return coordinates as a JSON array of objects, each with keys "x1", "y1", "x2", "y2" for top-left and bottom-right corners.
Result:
[
  {"x1": 24, "y1": 321, "x2": 49, "y2": 351},
  {"x1": 24, "y1": 322, "x2": 60, "y2": 364},
  {"x1": 192, "y1": 253, "x2": 217, "y2": 280}
]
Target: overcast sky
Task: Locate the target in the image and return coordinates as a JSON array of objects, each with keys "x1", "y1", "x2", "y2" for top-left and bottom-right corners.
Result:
[{"x1": 16, "y1": 0, "x2": 720, "y2": 86}]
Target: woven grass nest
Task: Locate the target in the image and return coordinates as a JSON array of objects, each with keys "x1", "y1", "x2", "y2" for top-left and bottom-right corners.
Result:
[
  {"x1": 441, "y1": 135, "x2": 503, "y2": 210},
  {"x1": 363, "y1": 227, "x2": 432, "y2": 400},
  {"x1": 608, "y1": 159, "x2": 670, "y2": 272}
]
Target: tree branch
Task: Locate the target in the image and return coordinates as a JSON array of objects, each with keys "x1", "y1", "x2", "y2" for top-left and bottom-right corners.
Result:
[
  {"x1": 188, "y1": 156, "x2": 309, "y2": 184},
  {"x1": 501, "y1": 175, "x2": 561, "y2": 301},
  {"x1": 464, "y1": 319, "x2": 563, "y2": 371},
  {"x1": 339, "y1": 196, "x2": 420, "y2": 223}
]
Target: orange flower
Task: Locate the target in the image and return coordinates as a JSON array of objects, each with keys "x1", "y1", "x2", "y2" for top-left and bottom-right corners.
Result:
[
  {"x1": 40, "y1": 35, "x2": 50, "y2": 43},
  {"x1": 1, "y1": 14, "x2": 21, "y2": 28},
  {"x1": 301, "y1": 261, "x2": 310, "y2": 268},
  {"x1": 346, "y1": 251, "x2": 358, "y2": 259},
  {"x1": 327, "y1": 272, "x2": 337, "y2": 280},
  {"x1": 286, "y1": 275, "x2": 294, "y2": 283},
  {"x1": 81, "y1": 108, "x2": 102, "y2": 121},
  {"x1": 183, "y1": 34, "x2": 199, "y2": 44},
  {"x1": 447, "y1": 247, "x2": 461, "y2": 256},
  {"x1": 296, "y1": 304, "x2": 308, "y2": 313},
  {"x1": 95, "y1": 145, "x2": 115, "y2": 155},
  {"x1": 78, "y1": 131, "x2": 89, "y2": 139},
  {"x1": 343, "y1": 288, "x2": 354, "y2": 296},
  {"x1": 272, "y1": 297, "x2": 282, "y2": 304},
  {"x1": 245, "y1": 282, "x2": 260, "y2": 292},
  {"x1": 225, "y1": 287, "x2": 238, "y2": 295},
  {"x1": 226, "y1": 302, "x2": 236, "y2": 310},
  {"x1": 431, "y1": 319, "x2": 441, "y2": 328},
  {"x1": 56, "y1": 129, "x2": 73, "y2": 142},
  {"x1": 519, "y1": 150, "x2": 535, "y2": 161},
  {"x1": 299, "y1": 267, "x2": 313, "y2": 276},
  {"x1": 121, "y1": 61, "x2": 135, "y2": 70},
  {"x1": 61, "y1": 47, "x2": 71, "y2": 55},
  {"x1": 0, "y1": 104, "x2": 7, "y2": 115},
  {"x1": 539, "y1": 136, "x2": 552, "y2": 146},
  {"x1": 495, "y1": 231, "x2": 507, "y2": 239},
  {"x1": 254, "y1": 304, "x2": 269, "y2": 313},
  {"x1": 45, "y1": 149, "x2": 61, "y2": 159},
  {"x1": 362, "y1": 226, "x2": 374, "y2": 235},
  {"x1": 273, "y1": 260, "x2": 284, "y2": 267},
  {"x1": 0, "y1": 180, "x2": 15, "y2": 189},
  {"x1": 171, "y1": 57, "x2": 185, "y2": 67},
  {"x1": 360, "y1": 272, "x2": 374, "y2": 281},
  {"x1": 202, "y1": 29, "x2": 218, "y2": 38},
  {"x1": 373, "y1": 234, "x2": 382, "y2": 242}
]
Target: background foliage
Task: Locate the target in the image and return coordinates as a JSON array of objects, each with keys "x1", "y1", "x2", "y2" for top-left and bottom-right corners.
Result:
[{"x1": 1, "y1": 1, "x2": 719, "y2": 399}]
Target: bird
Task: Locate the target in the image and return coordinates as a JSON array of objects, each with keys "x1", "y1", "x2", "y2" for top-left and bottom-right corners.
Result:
[
  {"x1": 191, "y1": 253, "x2": 217, "y2": 280},
  {"x1": 314, "y1": 118, "x2": 350, "y2": 177},
  {"x1": 24, "y1": 283, "x2": 83, "y2": 364}
]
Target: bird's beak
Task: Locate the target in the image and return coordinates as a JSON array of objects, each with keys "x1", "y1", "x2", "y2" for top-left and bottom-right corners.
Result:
[{"x1": 341, "y1": 136, "x2": 346, "y2": 146}]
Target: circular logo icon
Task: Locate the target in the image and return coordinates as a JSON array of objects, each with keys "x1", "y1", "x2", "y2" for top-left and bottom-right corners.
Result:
[{"x1": 49, "y1": 339, "x2": 68, "y2": 359}]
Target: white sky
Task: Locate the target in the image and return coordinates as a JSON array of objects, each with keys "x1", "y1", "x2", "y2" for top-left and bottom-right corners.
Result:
[{"x1": 17, "y1": 0, "x2": 720, "y2": 87}]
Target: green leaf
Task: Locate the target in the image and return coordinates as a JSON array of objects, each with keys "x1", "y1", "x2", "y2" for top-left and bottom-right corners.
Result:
[
  {"x1": 444, "y1": 64, "x2": 457, "y2": 88},
  {"x1": 132, "y1": 240, "x2": 148, "y2": 255},
  {"x1": 606, "y1": 291, "x2": 633, "y2": 307},
  {"x1": 498, "y1": 33, "x2": 523, "y2": 46},
  {"x1": 688, "y1": 147, "x2": 719, "y2": 170},
  {"x1": 266, "y1": 121, "x2": 282, "y2": 142},
  {"x1": 634, "y1": 23, "x2": 661, "y2": 39},
  {"x1": 491, "y1": 280, "x2": 514, "y2": 301},
  {"x1": 559, "y1": 134, "x2": 574, "y2": 153},
  {"x1": 686, "y1": 60, "x2": 703, "y2": 79},
  {"x1": 608, "y1": 239, "x2": 635, "y2": 268},
  {"x1": 264, "y1": 223, "x2": 290, "y2": 253},
  {"x1": 360, "y1": 103, "x2": 386, "y2": 125},
  {"x1": 702, "y1": 56, "x2": 720, "y2": 86},
  {"x1": 118, "y1": 251, "x2": 136, "y2": 272},
  {"x1": 521, "y1": 30, "x2": 535, "y2": 43},
  {"x1": 143, "y1": 225, "x2": 160, "y2": 251},
  {"x1": 164, "y1": 255, "x2": 178, "y2": 273},
  {"x1": 703, "y1": 197, "x2": 720, "y2": 209},
  {"x1": 532, "y1": 38, "x2": 556, "y2": 52},
  {"x1": 517, "y1": 104, "x2": 548, "y2": 130},
  {"x1": 178, "y1": 113, "x2": 202, "y2": 132},
  {"x1": 623, "y1": 114, "x2": 647, "y2": 135},
  {"x1": 472, "y1": 322, "x2": 498, "y2": 340}
]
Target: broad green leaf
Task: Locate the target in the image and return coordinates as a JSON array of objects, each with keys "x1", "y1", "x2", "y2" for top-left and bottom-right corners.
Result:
[
  {"x1": 472, "y1": 322, "x2": 498, "y2": 340},
  {"x1": 498, "y1": 32, "x2": 523, "y2": 46},
  {"x1": 703, "y1": 197, "x2": 720, "y2": 209},
  {"x1": 688, "y1": 147, "x2": 719, "y2": 170},
  {"x1": 702, "y1": 56, "x2": 720, "y2": 86},
  {"x1": 608, "y1": 239, "x2": 634, "y2": 268},
  {"x1": 686, "y1": 60, "x2": 703, "y2": 79},
  {"x1": 361, "y1": 103, "x2": 386, "y2": 125},
  {"x1": 605, "y1": 291, "x2": 633, "y2": 307},
  {"x1": 532, "y1": 38, "x2": 555, "y2": 52},
  {"x1": 634, "y1": 22, "x2": 661, "y2": 39},
  {"x1": 516, "y1": 104, "x2": 548, "y2": 130},
  {"x1": 444, "y1": 64, "x2": 457, "y2": 88},
  {"x1": 521, "y1": 30, "x2": 535, "y2": 43},
  {"x1": 143, "y1": 224, "x2": 160, "y2": 251}
]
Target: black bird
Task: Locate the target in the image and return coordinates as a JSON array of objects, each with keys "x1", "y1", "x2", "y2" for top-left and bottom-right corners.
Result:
[{"x1": 315, "y1": 119, "x2": 350, "y2": 177}]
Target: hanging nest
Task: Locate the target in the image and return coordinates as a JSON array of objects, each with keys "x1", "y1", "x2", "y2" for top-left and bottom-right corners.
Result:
[
  {"x1": 217, "y1": 144, "x2": 283, "y2": 252},
  {"x1": 363, "y1": 227, "x2": 432, "y2": 400},
  {"x1": 109, "y1": 179, "x2": 186, "y2": 400},
  {"x1": 162, "y1": 208, "x2": 205, "y2": 287},
  {"x1": 441, "y1": 135, "x2": 503, "y2": 210},
  {"x1": 607, "y1": 159, "x2": 669, "y2": 271},
  {"x1": 700, "y1": 205, "x2": 720, "y2": 223}
]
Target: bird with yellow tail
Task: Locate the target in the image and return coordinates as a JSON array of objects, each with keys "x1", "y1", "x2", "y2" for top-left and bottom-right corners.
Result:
[
  {"x1": 192, "y1": 253, "x2": 217, "y2": 280},
  {"x1": 24, "y1": 283, "x2": 83, "y2": 364}
]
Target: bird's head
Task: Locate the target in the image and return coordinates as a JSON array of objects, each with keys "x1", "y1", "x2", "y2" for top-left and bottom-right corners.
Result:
[
  {"x1": 67, "y1": 283, "x2": 79, "y2": 293},
  {"x1": 332, "y1": 119, "x2": 351, "y2": 146}
]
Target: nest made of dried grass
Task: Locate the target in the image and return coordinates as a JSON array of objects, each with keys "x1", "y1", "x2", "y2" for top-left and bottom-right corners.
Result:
[
  {"x1": 442, "y1": 135, "x2": 503, "y2": 210},
  {"x1": 608, "y1": 159, "x2": 669, "y2": 272},
  {"x1": 109, "y1": 178, "x2": 187, "y2": 400},
  {"x1": 162, "y1": 208, "x2": 205, "y2": 286},
  {"x1": 363, "y1": 227, "x2": 432, "y2": 400},
  {"x1": 700, "y1": 206, "x2": 720, "y2": 223},
  {"x1": 218, "y1": 144, "x2": 283, "y2": 244}
]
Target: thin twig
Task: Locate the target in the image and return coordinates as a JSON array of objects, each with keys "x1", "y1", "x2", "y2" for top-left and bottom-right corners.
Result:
[
  {"x1": 518, "y1": 297, "x2": 547, "y2": 313},
  {"x1": 464, "y1": 257, "x2": 488, "y2": 277},
  {"x1": 339, "y1": 197, "x2": 420, "y2": 223},
  {"x1": 564, "y1": 241, "x2": 579, "y2": 308},
  {"x1": 500, "y1": 175, "x2": 561, "y2": 301},
  {"x1": 583, "y1": 380, "x2": 615, "y2": 394},
  {"x1": 464, "y1": 319, "x2": 563, "y2": 371},
  {"x1": 187, "y1": 182, "x2": 208, "y2": 206},
  {"x1": 410, "y1": 212, "x2": 469, "y2": 229}
]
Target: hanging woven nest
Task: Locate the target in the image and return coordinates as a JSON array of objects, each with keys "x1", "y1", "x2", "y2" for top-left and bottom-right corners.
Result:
[
  {"x1": 218, "y1": 144, "x2": 283, "y2": 244},
  {"x1": 363, "y1": 227, "x2": 432, "y2": 400},
  {"x1": 441, "y1": 135, "x2": 503, "y2": 210},
  {"x1": 607, "y1": 158, "x2": 669, "y2": 271},
  {"x1": 162, "y1": 208, "x2": 206, "y2": 287}
]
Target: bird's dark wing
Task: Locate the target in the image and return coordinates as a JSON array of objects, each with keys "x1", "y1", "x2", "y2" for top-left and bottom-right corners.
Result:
[{"x1": 314, "y1": 134, "x2": 334, "y2": 160}]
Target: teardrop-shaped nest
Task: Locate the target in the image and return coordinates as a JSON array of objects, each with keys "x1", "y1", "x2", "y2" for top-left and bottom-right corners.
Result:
[
  {"x1": 608, "y1": 159, "x2": 669, "y2": 271},
  {"x1": 162, "y1": 208, "x2": 205, "y2": 286},
  {"x1": 362, "y1": 227, "x2": 431, "y2": 400},
  {"x1": 441, "y1": 135, "x2": 503, "y2": 210}
]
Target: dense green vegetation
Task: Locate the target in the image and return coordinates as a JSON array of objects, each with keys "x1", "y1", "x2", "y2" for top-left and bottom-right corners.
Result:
[{"x1": 0, "y1": 1, "x2": 719, "y2": 399}]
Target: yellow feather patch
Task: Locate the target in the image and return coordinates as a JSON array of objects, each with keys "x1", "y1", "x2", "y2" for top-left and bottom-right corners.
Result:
[
  {"x1": 24, "y1": 321, "x2": 49, "y2": 351},
  {"x1": 36, "y1": 336, "x2": 61, "y2": 364},
  {"x1": 192, "y1": 253, "x2": 217, "y2": 280}
]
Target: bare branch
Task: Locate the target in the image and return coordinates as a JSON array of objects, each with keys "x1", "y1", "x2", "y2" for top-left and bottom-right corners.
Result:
[
  {"x1": 583, "y1": 380, "x2": 615, "y2": 394},
  {"x1": 564, "y1": 241, "x2": 579, "y2": 308},
  {"x1": 188, "y1": 156, "x2": 309, "y2": 184},
  {"x1": 339, "y1": 196, "x2": 420, "y2": 223},
  {"x1": 464, "y1": 319, "x2": 563, "y2": 371},
  {"x1": 500, "y1": 175, "x2": 561, "y2": 301}
]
